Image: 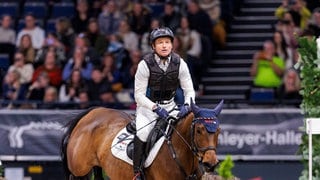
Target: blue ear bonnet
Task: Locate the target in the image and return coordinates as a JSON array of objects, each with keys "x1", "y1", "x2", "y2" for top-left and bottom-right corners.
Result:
[{"x1": 194, "y1": 109, "x2": 219, "y2": 133}]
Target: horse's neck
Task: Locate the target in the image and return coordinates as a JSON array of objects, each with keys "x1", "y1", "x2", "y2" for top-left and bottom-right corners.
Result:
[
  {"x1": 174, "y1": 113, "x2": 194, "y2": 141},
  {"x1": 170, "y1": 113, "x2": 196, "y2": 170}
]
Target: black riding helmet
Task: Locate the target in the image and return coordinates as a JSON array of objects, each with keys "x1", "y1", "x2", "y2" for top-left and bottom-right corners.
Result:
[{"x1": 150, "y1": 27, "x2": 174, "y2": 45}]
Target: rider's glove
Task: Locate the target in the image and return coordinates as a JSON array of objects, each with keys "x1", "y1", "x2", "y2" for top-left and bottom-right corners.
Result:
[
  {"x1": 153, "y1": 105, "x2": 169, "y2": 119},
  {"x1": 177, "y1": 103, "x2": 191, "y2": 118}
]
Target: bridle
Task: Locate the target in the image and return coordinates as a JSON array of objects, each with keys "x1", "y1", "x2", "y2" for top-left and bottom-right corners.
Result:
[
  {"x1": 164, "y1": 115, "x2": 219, "y2": 180},
  {"x1": 191, "y1": 117, "x2": 218, "y2": 155}
]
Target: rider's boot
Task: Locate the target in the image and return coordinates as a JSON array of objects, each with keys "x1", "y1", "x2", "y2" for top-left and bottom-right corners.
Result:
[{"x1": 133, "y1": 136, "x2": 146, "y2": 180}]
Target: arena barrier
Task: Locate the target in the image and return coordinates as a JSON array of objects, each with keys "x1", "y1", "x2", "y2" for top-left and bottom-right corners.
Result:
[{"x1": 0, "y1": 108, "x2": 303, "y2": 161}]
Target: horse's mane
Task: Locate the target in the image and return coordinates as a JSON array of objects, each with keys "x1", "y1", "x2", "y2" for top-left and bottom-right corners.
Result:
[{"x1": 60, "y1": 107, "x2": 98, "y2": 179}]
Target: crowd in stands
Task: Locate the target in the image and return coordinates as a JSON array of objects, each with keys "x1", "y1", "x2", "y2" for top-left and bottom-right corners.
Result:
[
  {"x1": 248, "y1": 0, "x2": 320, "y2": 106},
  {"x1": 0, "y1": 0, "x2": 240, "y2": 109}
]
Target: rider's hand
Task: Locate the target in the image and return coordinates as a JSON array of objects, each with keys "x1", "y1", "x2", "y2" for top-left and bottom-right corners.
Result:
[
  {"x1": 153, "y1": 105, "x2": 169, "y2": 119},
  {"x1": 177, "y1": 103, "x2": 191, "y2": 118}
]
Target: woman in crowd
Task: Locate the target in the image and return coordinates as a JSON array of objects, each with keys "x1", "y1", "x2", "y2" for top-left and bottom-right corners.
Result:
[{"x1": 17, "y1": 34, "x2": 36, "y2": 64}]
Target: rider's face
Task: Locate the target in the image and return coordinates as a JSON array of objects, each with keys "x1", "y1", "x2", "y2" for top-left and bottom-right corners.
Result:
[{"x1": 153, "y1": 37, "x2": 172, "y2": 57}]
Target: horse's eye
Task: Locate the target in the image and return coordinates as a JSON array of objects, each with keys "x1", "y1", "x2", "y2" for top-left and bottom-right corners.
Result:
[{"x1": 196, "y1": 128, "x2": 202, "y2": 134}]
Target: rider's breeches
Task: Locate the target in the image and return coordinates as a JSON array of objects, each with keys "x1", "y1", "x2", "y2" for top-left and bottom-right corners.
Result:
[{"x1": 135, "y1": 102, "x2": 178, "y2": 142}]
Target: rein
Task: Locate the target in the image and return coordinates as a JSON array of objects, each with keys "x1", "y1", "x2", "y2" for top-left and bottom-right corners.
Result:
[{"x1": 165, "y1": 119, "x2": 199, "y2": 180}]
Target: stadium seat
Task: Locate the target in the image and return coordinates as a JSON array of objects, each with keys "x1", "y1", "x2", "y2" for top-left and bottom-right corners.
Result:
[
  {"x1": 0, "y1": 2, "x2": 19, "y2": 18},
  {"x1": 51, "y1": 2, "x2": 75, "y2": 18},
  {"x1": 0, "y1": 54, "x2": 10, "y2": 71},
  {"x1": 249, "y1": 88, "x2": 275, "y2": 103},
  {"x1": 22, "y1": 2, "x2": 47, "y2": 19},
  {"x1": 46, "y1": 19, "x2": 56, "y2": 33},
  {"x1": 148, "y1": 3, "x2": 164, "y2": 18}
]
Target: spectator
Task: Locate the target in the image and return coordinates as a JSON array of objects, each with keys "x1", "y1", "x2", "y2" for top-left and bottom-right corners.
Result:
[
  {"x1": 308, "y1": 8, "x2": 320, "y2": 37},
  {"x1": 86, "y1": 18, "x2": 108, "y2": 56},
  {"x1": 59, "y1": 69, "x2": 87, "y2": 105},
  {"x1": 199, "y1": 0, "x2": 227, "y2": 48},
  {"x1": 69, "y1": 33, "x2": 100, "y2": 66},
  {"x1": 175, "y1": 16, "x2": 202, "y2": 91},
  {"x1": 34, "y1": 32, "x2": 66, "y2": 67},
  {"x1": 278, "y1": 68, "x2": 302, "y2": 104},
  {"x1": 55, "y1": 17, "x2": 76, "y2": 54},
  {"x1": 275, "y1": 0, "x2": 311, "y2": 31},
  {"x1": 159, "y1": 1, "x2": 181, "y2": 33},
  {"x1": 275, "y1": 11, "x2": 299, "y2": 49},
  {"x1": 121, "y1": 49, "x2": 141, "y2": 89},
  {"x1": 199, "y1": 0, "x2": 221, "y2": 25},
  {"x1": 250, "y1": 40, "x2": 285, "y2": 89},
  {"x1": 8, "y1": 51, "x2": 34, "y2": 93},
  {"x1": 101, "y1": 52, "x2": 123, "y2": 92},
  {"x1": 32, "y1": 51, "x2": 62, "y2": 88},
  {"x1": 106, "y1": 34, "x2": 131, "y2": 71},
  {"x1": 186, "y1": 0, "x2": 213, "y2": 44},
  {"x1": 63, "y1": 47, "x2": 93, "y2": 81},
  {"x1": 117, "y1": 19, "x2": 139, "y2": 52},
  {"x1": 173, "y1": 35, "x2": 184, "y2": 56},
  {"x1": 16, "y1": 13, "x2": 45, "y2": 50},
  {"x1": 140, "y1": 18, "x2": 162, "y2": 55},
  {"x1": 175, "y1": 16, "x2": 202, "y2": 61},
  {"x1": 71, "y1": 0, "x2": 92, "y2": 34},
  {"x1": 1, "y1": 69, "x2": 25, "y2": 108},
  {"x1": 91, "y1": 0, "x2": 103, "y2": 18},
  {"x1": 77, "y1": 89, "x2": 90, "y2": 109},
  {"x1": 272, "y1": 30, "x2": 292, "y2": 69},
  {"x1": 98, "y1": 0, "x2": 124, "y2": 35},
  {"x1": 0, "y1": 15, "x2": 15, "y2": 45},
  {"x1": 0, "y1": 14, "x2": 16, "y2": 62},
  {"x1": 126, "y1": 1, "x2": 152, "y2": 37},
  {"x1": 27, "y1": 71, "x2": 50, "y2": 102},
  {"x1": 86, "y1": 67, "x2": 114, "y2": 105},
  {"x1": 17, "y1": 34, "x2": 37, "y2": 64},
  {"x1": 38, "y1": 86, "x2": 59, "y2": 109},
  {"x1": 117, "y1": 0, "x2": 133, "y2": 14}
]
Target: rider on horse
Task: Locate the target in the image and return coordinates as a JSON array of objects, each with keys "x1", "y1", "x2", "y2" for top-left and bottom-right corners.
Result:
[{"x1": 133, "y1": 27, "x2": 196, "y2": 180}]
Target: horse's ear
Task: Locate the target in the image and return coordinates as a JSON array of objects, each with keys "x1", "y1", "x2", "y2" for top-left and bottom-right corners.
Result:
[
  {"x1": 190, "y1": 98, "x2": 200, "y2": 115},
  {"x1": 213, "y1": 99, "x2": 224, "y2": 116}
]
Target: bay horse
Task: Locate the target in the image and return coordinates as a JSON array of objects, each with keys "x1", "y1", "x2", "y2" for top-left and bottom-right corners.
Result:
[{"x1": 61, "y1": 100, "x2": 223, "y2": 180}]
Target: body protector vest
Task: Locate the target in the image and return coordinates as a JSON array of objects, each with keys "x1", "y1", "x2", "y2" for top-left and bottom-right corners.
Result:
[{"x1": 144, "y1": 53, "x2": 180, "y2": 102}]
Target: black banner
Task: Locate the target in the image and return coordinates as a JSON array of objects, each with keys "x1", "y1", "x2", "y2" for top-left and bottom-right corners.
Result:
[
  {"x1": 0, "y1": 110, "x2": 79, "y2": 157},
  {"x1": 0, "y1": 109, "x2": 304, "y2": 160},
  {"x1": 217, "y1": 109, "x2": 303, "y2": 156}
]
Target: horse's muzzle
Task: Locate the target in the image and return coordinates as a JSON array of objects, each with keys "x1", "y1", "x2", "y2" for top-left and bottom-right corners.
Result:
[{"x1": 202, "y1": 161, "x2": 220, "y2": 172}]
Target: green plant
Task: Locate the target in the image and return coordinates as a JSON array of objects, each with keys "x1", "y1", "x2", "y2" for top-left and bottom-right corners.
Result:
[
  {"x1": 216, "y1": 155, "x2": 235, "y2": 179},
  {"x1": 297, "y1": 36, "x2": 320, "y2": 180}
]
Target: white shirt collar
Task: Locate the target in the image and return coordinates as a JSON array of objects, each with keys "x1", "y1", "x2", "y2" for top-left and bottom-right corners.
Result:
[{"x1": 154, "y1": 53, "x2": 171, "y2": 65}]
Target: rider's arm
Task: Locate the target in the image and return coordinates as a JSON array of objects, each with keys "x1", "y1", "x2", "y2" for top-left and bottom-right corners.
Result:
[
  {"x1": 134, "y1": 60, "x2": 157, "y2": 110},
  {"x1": 179, "y1": 58, "x2": 195, "y2": 105}
]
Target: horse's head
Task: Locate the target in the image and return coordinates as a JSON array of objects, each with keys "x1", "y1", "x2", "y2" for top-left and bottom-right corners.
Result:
[{"x1": 190, "y1": 99, "x2": 223, "y2": 172}]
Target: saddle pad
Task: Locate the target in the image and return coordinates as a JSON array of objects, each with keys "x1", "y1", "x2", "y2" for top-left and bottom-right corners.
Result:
[{"x1": 111, "y1": 127, "x2": 165, "y2": 167}]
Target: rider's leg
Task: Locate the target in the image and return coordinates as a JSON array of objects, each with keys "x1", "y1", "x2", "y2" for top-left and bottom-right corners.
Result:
[{"x1": 133, "y1": 135, "x2": 146, "y2": 180}]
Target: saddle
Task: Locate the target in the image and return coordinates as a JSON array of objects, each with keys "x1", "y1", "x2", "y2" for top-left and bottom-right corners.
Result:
[
  {"x1": 125, "y1": 116, "x2": 178, "y2": 160},
  {"x1": 111, "y1": 116, "x2": 179, "y2": 167}
]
